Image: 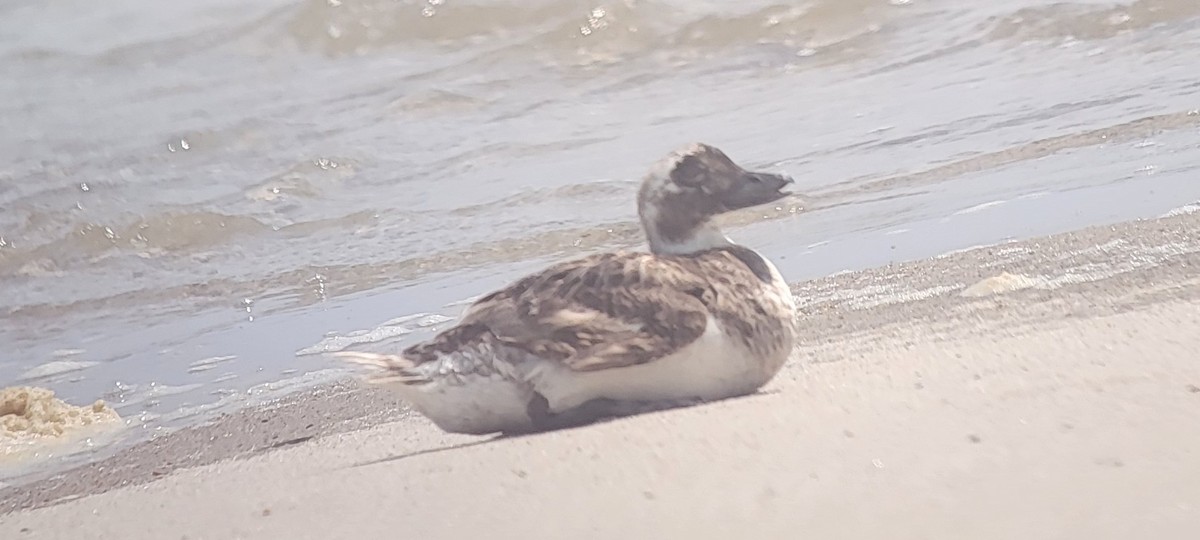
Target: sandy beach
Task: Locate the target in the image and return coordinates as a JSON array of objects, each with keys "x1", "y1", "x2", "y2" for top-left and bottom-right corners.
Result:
[{"x1": 1, "y1": 208, "x2": 1197, "y2": 539}]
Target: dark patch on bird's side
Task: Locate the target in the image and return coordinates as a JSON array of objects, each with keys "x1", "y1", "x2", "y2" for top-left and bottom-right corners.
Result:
[{"x1": 719, "y1": 244, "x2": 775, "y2": 284}]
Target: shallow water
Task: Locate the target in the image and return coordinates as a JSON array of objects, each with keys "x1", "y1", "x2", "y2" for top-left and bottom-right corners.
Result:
[{"x1": 2, "y1": 0, "x2": 1199, "y2": 478}]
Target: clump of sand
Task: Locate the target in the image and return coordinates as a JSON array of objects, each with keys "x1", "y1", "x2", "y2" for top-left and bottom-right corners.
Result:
[
  {"x1": 961, "y1": 272, "x2": 1041, "y2": 297},
  {"x1": 1, "y1": 386, "x2": 121, "y2": 453}
]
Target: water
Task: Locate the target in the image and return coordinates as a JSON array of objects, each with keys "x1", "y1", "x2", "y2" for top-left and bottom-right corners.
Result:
[{"x1": 2, "y1": 0, "x2": 1199, "y2": 476}]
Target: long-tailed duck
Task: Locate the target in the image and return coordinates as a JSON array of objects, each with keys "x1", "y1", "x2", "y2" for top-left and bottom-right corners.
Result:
[{"x1": 336, "y1": 143, "x2": 797, "y2": 434}]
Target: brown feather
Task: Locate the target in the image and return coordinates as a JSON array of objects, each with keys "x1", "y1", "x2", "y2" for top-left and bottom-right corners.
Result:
[{"x1": 401, "y1": 245, "x2": 790, "y2": 373}]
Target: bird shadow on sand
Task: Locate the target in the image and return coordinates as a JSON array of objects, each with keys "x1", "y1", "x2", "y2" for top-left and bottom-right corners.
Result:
[{"x1": 346, "y1": 389, "x2": 780, "y2": 469}]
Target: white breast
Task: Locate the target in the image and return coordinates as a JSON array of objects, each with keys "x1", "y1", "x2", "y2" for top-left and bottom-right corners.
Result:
[{"x1": 529, "y1": 316, "x2": 777, "y2": 414}]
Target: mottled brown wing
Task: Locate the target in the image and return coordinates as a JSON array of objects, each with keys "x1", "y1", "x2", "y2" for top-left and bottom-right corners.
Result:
[{"x1": 457, "y1": 251, "x2": 716, "y2": 372}]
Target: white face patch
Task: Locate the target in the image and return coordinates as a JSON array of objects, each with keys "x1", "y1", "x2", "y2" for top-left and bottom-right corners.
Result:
[
  {"x1": 643, "y1": 157, "x2": 685, "y2": 195},
  {"x1": 649, "y1": 222, "x2": 733, "y2": 255},
  {"x1": 636, "y1": 142, "x2": 746, "y2": 255}
]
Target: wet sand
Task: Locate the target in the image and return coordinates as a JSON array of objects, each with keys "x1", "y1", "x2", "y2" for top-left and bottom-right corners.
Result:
[{"x1": 2, "y1": 209, "x2": 1199, "y2": 539}]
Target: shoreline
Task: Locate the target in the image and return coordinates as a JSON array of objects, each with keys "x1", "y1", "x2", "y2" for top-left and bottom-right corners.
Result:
[{"x1": 2, "y1": 208, "x2": 1198, "y2": 536}]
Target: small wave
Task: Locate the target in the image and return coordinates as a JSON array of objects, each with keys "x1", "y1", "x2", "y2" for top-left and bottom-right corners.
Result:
[
  {"x1": 987, "y1": 0, "x2": 1200, "y2": 43},
  {"x1": 186, "y1": 355, "x2": 238, "y2": 374},
  {"x1": 1161, "y1": 201, "x2": 1200, "y2": 218},
  {"x1": 295, "y1": 312, "x2": 455, "y2": 356},
  {"x1": 387, "y1": 89, "x2": 492, "y2": 117},
  {"x1": 449, "y1": 178, "x2": 635, "y2": 217},
  {"x1": 279, "y1": 0, "x2": 893, "y2": 65},
  {"x1": 244, "y1": 157, "x2": 360, "y2": 203},
  {"x1": 142, "y1": 369, "x2": 348, "y2": 431},
  {"x1": 0, "y1": 211, "x2": 270, "y2": 278},
  {"x1": 812, "y1": 110, "x2": 1200, "y2": 205},
  {"x1": 103, "y1": 382, "x2": 205, "y2": 409},
  {"x1": 0, "y1": 202, "x2": 378, "y2": 281},
  {"x1": 19, "y1": 361, "x2": 100, "y2": 382},
  {"x1": 951, "y1": 200, "x2": 1007, "y2": 216}
]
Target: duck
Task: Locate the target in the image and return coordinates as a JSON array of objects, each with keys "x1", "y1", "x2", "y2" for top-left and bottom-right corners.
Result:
[{"x1": 334, "y1": 142, "x2": 797, "y2": 435}]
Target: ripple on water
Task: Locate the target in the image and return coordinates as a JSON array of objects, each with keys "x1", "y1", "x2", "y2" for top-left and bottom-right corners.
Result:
[
  {"x1": 186, "y1": 355, "x2": 238, "y2": 374},
  {"x1": 19, "y1": 361, "x2": 100, "y2": 382},
  {"x1": 279, "y1": 0, "x2": 894, "y2": 65},
  {"x1": 295, "y1": 313, "x2": 455, "y2": 356}
]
